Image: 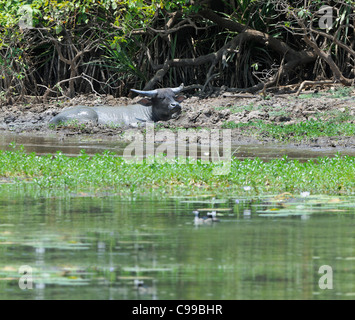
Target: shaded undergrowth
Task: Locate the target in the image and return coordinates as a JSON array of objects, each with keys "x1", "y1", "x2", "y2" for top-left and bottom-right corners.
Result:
[{"x1": 1, "y1": 1, "x2": 354, "y2": 101}]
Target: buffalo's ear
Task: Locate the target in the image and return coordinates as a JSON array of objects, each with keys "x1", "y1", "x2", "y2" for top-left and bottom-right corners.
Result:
[
  {"x1": 175, "y1": 95, "x2": 185, "y2": 103},
  {"x1": 137, "y1": 98, "x2": 152, "y2": 106}
]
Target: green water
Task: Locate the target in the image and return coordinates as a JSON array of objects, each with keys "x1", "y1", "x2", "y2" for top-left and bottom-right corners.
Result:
[{"x1": 1, "y1": 186, "x2": 355, "y2": 300}]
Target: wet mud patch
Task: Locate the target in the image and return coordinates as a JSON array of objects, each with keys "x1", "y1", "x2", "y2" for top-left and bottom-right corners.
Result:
[{"x1": 0, "y1": 91, "x2": 355, "y2": 150}]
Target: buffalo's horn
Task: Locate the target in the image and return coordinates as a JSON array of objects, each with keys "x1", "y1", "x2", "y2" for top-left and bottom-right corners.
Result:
[
  {"x1": 171, "y1": 83, "x2": 184, "y2": 93},
  {"x1": 131, "y1": 88, "x2": 158, "y2": 97}
]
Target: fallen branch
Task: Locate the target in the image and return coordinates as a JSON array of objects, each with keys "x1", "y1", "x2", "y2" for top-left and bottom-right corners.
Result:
[
  {"x1": 296, "y1": 80, "x2": 335, "y2": 96},
  {"x1": 221, "y1": 92, "x2": 256, "y2": 98}
]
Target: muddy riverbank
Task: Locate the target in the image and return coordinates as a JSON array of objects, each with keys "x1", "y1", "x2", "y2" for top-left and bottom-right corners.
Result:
[{"x1": 1, "y1": 89, "x2": 355, "y2": 150}]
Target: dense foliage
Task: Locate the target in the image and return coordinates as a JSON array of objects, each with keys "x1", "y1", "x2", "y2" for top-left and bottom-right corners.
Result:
[{"x1": 0, "y1": 0, "x2": 354, "y2": 101}]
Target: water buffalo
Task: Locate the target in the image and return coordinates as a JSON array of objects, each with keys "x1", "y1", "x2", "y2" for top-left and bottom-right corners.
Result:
[{"x1": 49, "y1": 84, "x2": 184, "y2": 127}]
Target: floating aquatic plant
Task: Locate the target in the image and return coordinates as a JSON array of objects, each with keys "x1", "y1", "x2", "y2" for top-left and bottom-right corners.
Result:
[{"x1": 0, "y1": 147, "x2": 355, "y2": 197}]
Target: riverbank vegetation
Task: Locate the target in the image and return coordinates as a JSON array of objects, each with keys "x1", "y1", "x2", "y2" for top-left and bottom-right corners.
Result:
[
  {"x1": 1, "y1": 146, "x2": 355, "y2": 197},
  {"x1": 0, "y1": 0, "x2": 354, "y2": 104},
  {"x1": 222, "y1": 119, "x2": 355, "y2": 141}
]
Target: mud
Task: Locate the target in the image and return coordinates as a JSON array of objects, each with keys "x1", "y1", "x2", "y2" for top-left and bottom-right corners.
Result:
[{"x1": 1, "y1": 91, "x2": 355, "y2": 149}]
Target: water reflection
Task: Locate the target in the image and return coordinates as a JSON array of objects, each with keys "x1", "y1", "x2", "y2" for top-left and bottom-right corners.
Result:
[
  {"x1": 2, "y1": 132, "x2": 355, "y2": 161},
  {"x1": 1, "y1": 187, "x2": 355, "y2": 299}
]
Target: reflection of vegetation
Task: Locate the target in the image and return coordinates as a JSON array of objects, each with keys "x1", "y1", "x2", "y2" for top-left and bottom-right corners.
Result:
[
  {"x1": 1, "y1": 145, "x2": 355, "y2": 196},
  {"x1": 1, "y1": 191, "x2": 355, "y2": 299}
]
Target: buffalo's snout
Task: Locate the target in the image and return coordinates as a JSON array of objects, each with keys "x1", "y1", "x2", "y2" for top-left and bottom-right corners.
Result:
[
  {"x1": 169, "y1": 102, "x2": 181, "y2": 115},
  {"x1": 169, "y1": 102, "x2": 181, "y2": 110}
]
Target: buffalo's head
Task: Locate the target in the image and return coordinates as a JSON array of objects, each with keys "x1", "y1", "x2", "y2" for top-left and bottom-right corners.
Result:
[{"x1": 131, "y1": 84, "x2": 184, "y2": 121}]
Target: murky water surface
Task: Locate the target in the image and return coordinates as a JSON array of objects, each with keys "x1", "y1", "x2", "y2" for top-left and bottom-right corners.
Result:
[
  {"x1": 2, "y1": 133, "x2": 355, "y2": 160},
  {"x1": 1, "y1": 133, "x2": 355, "y2": 299},
  {"x1": 1, "y1": 187, "x2": 355, "y2": 300}
]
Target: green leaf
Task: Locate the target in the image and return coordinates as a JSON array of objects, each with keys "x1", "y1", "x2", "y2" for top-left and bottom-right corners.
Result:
[{"x1": 55, "y1": 25, "x2": 62, "y2": 34}]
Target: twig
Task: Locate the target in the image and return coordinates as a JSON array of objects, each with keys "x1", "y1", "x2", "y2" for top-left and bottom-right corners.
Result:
[{"x1": 81, "y1": 73, "x2": 103, "y2": 97}]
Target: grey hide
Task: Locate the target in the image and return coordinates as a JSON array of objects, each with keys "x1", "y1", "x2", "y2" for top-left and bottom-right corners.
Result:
[{"x1": 49, "y1": 84, "x2": 184, "y2": 127}]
